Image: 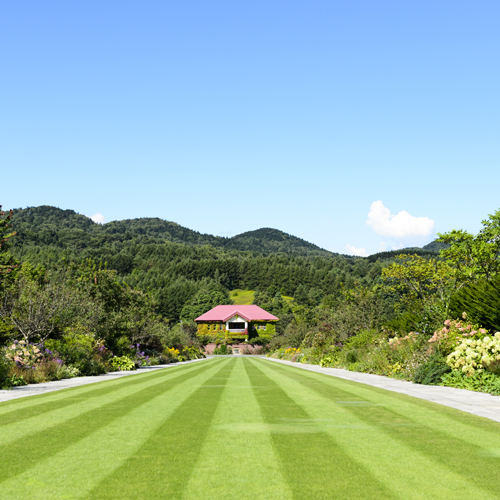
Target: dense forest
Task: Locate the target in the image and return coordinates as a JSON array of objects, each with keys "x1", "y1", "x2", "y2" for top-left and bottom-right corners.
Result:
[{"x1": 9, "y1": 205, "x2": 438, "y2": 322}]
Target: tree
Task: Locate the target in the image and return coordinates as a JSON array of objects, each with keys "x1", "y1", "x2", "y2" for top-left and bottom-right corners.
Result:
[
  {"x1": 294, "y1": 284, "x2": 309, "y2": 305},
  {"x1": 180, "y1": 285, "x2": 232, "y2": 322},
  {"x1": 437, "y1": 208, "x2": 500, "y2": 283},
  {"x1": 381, "y1": 254, "x2": 458, "y2": 318},
  {"x1": 0, "y1": 206, "x2": 17, "y2": 290},
  {"x1": 0, "y1": 270, "x2": 91, "y2": 343}
]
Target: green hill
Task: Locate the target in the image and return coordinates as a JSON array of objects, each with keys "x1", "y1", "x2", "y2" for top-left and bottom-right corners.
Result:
[
  {"x1": 422, "y1": 240, "x2": 449, "y2": 252},
  {"x1": 10, "y1": 206, "x2": 332, "y2": 256},
  {"x1": 226, "y1": 228, "x2": 332, "y2": 256}
]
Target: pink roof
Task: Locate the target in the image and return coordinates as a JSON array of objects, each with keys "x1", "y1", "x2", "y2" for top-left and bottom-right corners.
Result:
[{"x1": 195, "y1": 305, "x2": 278, "y2": 322}]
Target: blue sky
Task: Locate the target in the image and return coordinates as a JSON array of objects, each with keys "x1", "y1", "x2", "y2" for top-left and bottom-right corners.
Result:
[{"x1": 2, "y1": 0, "x2": 499, "y2": 255}]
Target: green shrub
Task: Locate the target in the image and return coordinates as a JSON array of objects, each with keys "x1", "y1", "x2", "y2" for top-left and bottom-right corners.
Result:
[
  {"x1": 319, "y1": 355, "x2": 337, "y2": 367},
  {"x1": 0, "y1": 352, "x2": 11, "y2": 388},
  {"x1": 2, "y1": 374, "x2": 27, "y2": 389},
  {"x1": 111, "y1": 356, "x2": 136, "y2": 371},
  {"x1": 344, "y1": 349, "x2": 358, "y2": 364},
  {"x1": 413, "y1": 353, "x2": 451, "y2": 385},
  {"x1": 45, "y1": 328, "x2": 110, "y2": 376},
  {"x1": 181, "y1": 346, "x2": 205, "y2": 360},
  {"x1": 385, "y1": 312, "x2": 423, "y2": 334},
  {"x1": 343, "y1": 329, "x2": 380, "y2": 350},
  {"x1": 441, "y1": 370, "x2": 500, "y2": 395},
  {"x1": 213, "y1": 344, "x2": 232, "y2": 355}
]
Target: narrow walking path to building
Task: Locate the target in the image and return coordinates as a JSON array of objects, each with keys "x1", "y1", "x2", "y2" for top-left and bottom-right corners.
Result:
[
  {"x1": 0, "y1": 358, "x2": 207, "y2": 403},
  {"x1": 264, "y1": 357, "x2": 500, "y2": 423}
]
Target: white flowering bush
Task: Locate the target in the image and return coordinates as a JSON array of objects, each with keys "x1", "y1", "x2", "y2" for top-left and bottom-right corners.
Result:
[{"x1": 447, "y1": 333, "x2": 500, "y2": 376}]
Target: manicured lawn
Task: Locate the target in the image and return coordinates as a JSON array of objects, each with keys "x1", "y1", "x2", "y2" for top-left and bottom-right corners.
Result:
[{"x1": 2, "y1": 358, "x2": 500, "y2": 499}]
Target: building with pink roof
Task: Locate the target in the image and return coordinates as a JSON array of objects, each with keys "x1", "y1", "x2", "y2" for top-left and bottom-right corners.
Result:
[{"x1": 195, "y1": 305, "x2": 278, "y2": 343}]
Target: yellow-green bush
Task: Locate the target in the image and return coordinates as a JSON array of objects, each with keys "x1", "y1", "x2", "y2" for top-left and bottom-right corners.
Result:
[{"x1": 447, "y1": 332, "x2": 500, "y2": 376}]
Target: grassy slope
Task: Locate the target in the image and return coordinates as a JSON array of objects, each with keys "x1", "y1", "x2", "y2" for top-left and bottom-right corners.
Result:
[
  {"x1": 230, "y1": 289, "x2": 255, "y2": 305},
  {"x1": 1, "y1": 358, "x2": 500, "y2": 499},
  {"x1": 229, "y1": 289, "x2": 294, "y2": 306}
]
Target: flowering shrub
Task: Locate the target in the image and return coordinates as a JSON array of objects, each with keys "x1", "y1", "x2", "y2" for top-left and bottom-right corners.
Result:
[
  {"x1": 166, "y1": 347, "x2": 180, "y2": 360},
  {"x1": 388, "y1": 331, "x2": 419, "y2": 347},
  {"x1": 428, "y1": 315, "x2": 487, "y2": 356},
  {"x1": 1, "y1": 339, "x2": 80, "y2": 386},
  {"x1": 131, "y1": 344, "x2": 151, "y2": 367},
  {"x1": 446, "y1": 332, "x2": 500, "y2": 376},
  {"x1": 269, "y1": 347, "x2": 305, "y2": 362},
  {"x1": 4, "y1": 340, "x2": 42, "y2": 368}
]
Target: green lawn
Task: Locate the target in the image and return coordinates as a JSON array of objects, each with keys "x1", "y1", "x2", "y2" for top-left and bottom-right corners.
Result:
[
  {"x1": 2, "y1": 358, "x2": 500, "y2": 499},
  {"x1": 229, "y1": 289, "x2": 294, "y2": 307},
  {"x1": 230, "y1": 289, "x2": 255, "y2": 305}
]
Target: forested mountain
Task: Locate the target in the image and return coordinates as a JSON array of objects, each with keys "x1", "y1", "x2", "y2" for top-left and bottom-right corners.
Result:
[
  {"x1": 9, "y1": 205, "x2": 440, "y2": 322},
  {"x1": 422, "y1": 240, "x2": 450, "y2": 252},
  {"x1": 11, "y1": 206, "x2": 331, "y2": 256},
  {"x1": 222, "y1": 228, "x2": 331, "y2": 255}
]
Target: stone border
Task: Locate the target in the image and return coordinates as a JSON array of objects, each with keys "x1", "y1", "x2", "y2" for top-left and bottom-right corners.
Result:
[
  {"x1": 263, "y1": 357, "x2": 500, "y2": 423},
  {"x1": 0, "y1": 358, "x2": 209, "y2": 403}
]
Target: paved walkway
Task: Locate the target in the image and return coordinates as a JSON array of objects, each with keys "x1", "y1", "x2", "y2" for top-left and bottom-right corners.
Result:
[
  {"x1": 264, "y1": 357, "x2": 500, "y2": 423},
  {"x1": 0, "y1": 358, "x2": 207, "y2": 403}
]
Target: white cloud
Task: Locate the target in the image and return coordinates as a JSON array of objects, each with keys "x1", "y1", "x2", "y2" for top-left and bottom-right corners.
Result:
[
  {"x1": 88, "y1": 212, "x2": 105, "y2": 224},
  {"x1": 345, "y1": 243, "x2": 368, "y2": 257},
  {"x1": 366, "y1": 201, "x2": 434, "y2": 239},
  {"x1": 379, "y1": 241, "x2": 387, "y2": 252}
]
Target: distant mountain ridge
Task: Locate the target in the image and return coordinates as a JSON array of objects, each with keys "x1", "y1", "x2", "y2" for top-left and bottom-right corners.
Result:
[
  {"x1": 10, "y1": 205, "x2": 334, "y2": 256},
  {"x1": 10, "y1": 205, "x2": 444, "y2": 259}
]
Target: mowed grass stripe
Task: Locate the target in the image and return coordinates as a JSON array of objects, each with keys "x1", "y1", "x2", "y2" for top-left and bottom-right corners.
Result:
[
  {"x1": 259, "y1": 360, "x2": 500, "y2": 497},
  {"x1": 261, "y1": 361, "x2": 500, "y2": 457},
  {"x1": 0, "y1": 359, "x2": 228, "y2": 500},
  {"x1": 299, "y1": 368, "x2": 500, "y2": 449},
  {"x1": 0, "y1": 359, "x2": 222, "y2": 484},
  {"x1": 0, "y1": 361, "x2": 215, "y2": 450},
  {"x1": 183, "y1": 357, "x2": 292, "y2": 500},
  {"x1": 88, "y1": 359, "x2": 238, "y2": 500},
  {"x1": 245, "y1": 359, "x2": 395, "y2": 500},
  {"x1": 0, "y1": 363, "x2": 207, "y2": 426},
  {"x1": 255, "y1": 360, "x2": 495, "y2": 500}
]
